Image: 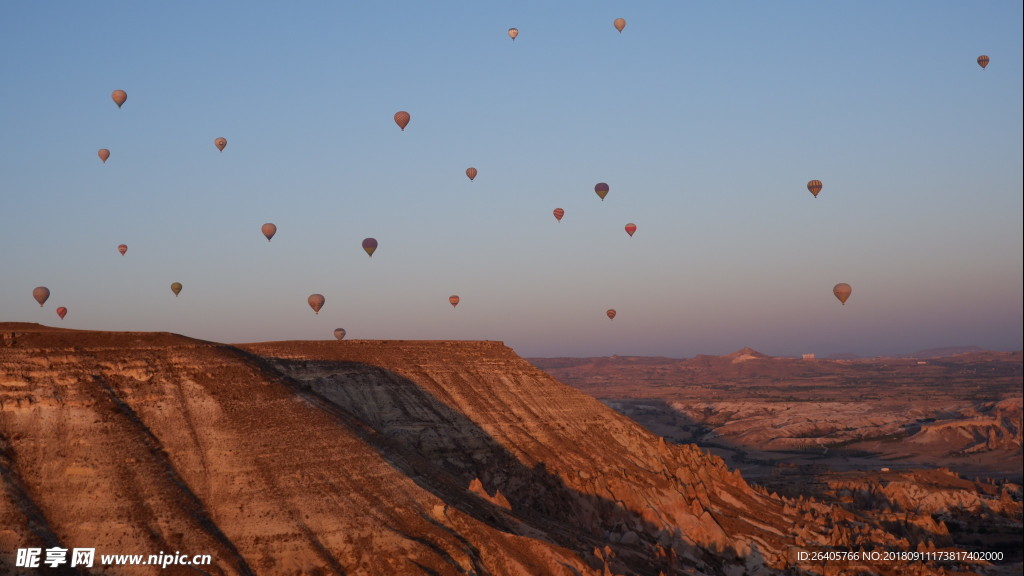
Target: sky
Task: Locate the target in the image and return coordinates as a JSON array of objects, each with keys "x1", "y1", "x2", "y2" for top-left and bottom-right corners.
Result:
[{"x1": 1, "y1": 2, "x2": 1021, "y2": 358}]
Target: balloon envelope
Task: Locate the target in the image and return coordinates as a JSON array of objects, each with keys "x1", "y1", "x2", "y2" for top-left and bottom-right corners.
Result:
[
  {"x1": 334, "y1": 328, "x2": 346, "y2": 340},
  {"x1": 553, "y1": 208, "x2": 564, "y2": 222},
  {"x1": 508, "y1": 28, "x2": 518, "y2": 40},
  {"x1": 56, "y1": 307, "x2": 67, "y2": 320},
  {"x1": 98, "y1": 149, "x2": 110, "y2": 163},
  {"x1": 595, "y1": 182, "x2": 609, "y2": 200},
  {"x1": 111, "y1": 90, "x2": 127, "y2": 108},
  {"x1": 170, "y1": 282, "x2": 182, "y2": 297},
  {"x1": 807, "y1": 180, "x2": 823, "y2": 198},
  {"x1": 394, "y1": 111, "x2": 410, "y2": 131},
  {"x1": 308, "y1": 294, "x2": 325, "y2": 314},
  {"x1": 977, "y1": 55, "x2": 989, "y2": 69},
  {"x1": 466, "y1": 167, "x2": 477, "y2": 181},
  {"x1": 362, "y1": 238, "x2": 378, "y2": 257},
  {"x1": 625, "y1": 223, "x2": 637, "y2": 237},
  {"x1": 214, "y1": 137, "x2": 227, "y2": 151},
  {"x1": 606, "y1": 309, "x2": 616, "y2": 320},
  {"x1": 33, "y1": 286, "x2": 50, "y2": 307},
  {"x1": 449, "y1": 295, "x2": 460, "y2": 308},
  {"x1": 261, "y1": 223, "x2": 277, "y2": 242},
  {"x1": 833, "y1": 283, "x2": 852, "y2": 305},
  {"x1": 118, "y1": 244, "x2": 128, "y2": 256},
  {"x1": 614, "y1": 18, "x2": 626, "y2": 32}
]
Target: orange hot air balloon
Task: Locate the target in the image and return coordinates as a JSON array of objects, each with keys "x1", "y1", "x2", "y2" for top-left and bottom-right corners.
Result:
[
  {"x1": 449, "y1": 295, "x2": 460, "y2": 308},
  {"x1": 261, "y1": 223, "x2": 277, "y2": 242},
  {"x1": 508, "y1": 28, "x2": 519, "y2": 41},
  {"x1": 394, "y1": 111, "x2": 410, "y2": 131},
  {"x1": 624, "y1": 223, "x2": 637, "y2": 237},
  {"x1": 553, "y1": 207, "x2": 564, "y2": 222},
  {"x1": 466, "y1": 167, "x2": 477, "y2": 181},
  {"x1": 118, "y1": 244, "x2": 128, "y2": 256},
  {"x1": 98, "y1": 149, "x2": 110, "y2": 163},
  {"x1": 308, "y1": 293, "x2": 325, "y2": 314},
  {"x1": 606, "y1": 309, "x2": 616, "y2": 320},
  {"x1": 833, "y1": 283, "x2": 852, "y2": 305},
  {"x1": 807, "y1": 180, "x2": 823, "y2": 198},
  {"x1": 111, "y1": 90, "x2": 127, "y2": 108},
  {"x1": 362, "y1": 238, "x2": 378, "y2": 257},
  {"x1": 614, "y1": 18, "x2": 626, "y2": 33},
  {"x1": 214, "y1": 137, "x2": 227, "y2": 152},
  {"x1": 56, "y1": 307, "x2": 67, "y2": 320},
  {"x1": 595, "y1": 182, "x2": 609, "y2": 200},
  {"x1": 33, "y1": 286, "x2": 50, "y2": 307},
  {"x1": 977, "y1": 55, "x2": 989, "y2": 69},
  {"x1": 170, "y1": 282, "x2": 183, "y2": 297}
]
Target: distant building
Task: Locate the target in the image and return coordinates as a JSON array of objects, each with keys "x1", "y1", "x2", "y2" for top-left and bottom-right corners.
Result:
[{"x1": 802, "y1": 353, "x2": 815, "y2": 360}]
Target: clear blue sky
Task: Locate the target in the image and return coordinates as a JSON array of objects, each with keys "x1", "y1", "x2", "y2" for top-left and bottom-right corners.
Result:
[{"x1": 2, "y1": 2, "x2": 1021, "y2": 358}]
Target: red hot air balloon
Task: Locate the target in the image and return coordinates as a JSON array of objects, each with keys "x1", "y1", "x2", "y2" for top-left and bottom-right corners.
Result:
[
  {"x1": 466, "y1": 167, "x2": 477, "y2": 181},
  {"x1": 33, "y1": 287, "x2": 50, "y2": 307},
  {"x1": 262, "y1": 223, "x2": 277, "y2": 242},
  {"x1": 614, "y1": 18, "x2": 626, "y2": 33},
  {"x1": 977, "y1": 55, "x2": 989, "y2": 69},
  {"x1": 508, "y1": 28, "x2": 519, "y2": 41},
  {"x1": 118, "y1": 244, "x2": 128, "y2": 256},
  {"x1": 394, "y1": 111, "x2": 410, "y2": 131},
  {"x1": 624, "y1": 223, "x2": 637, "y2": 237},
  {"x1": 595, "y1": 182, "x2": 609, "y2": 200},
  {"x1": 362, "y1": 238, "x2": 378, "y2": 257},
  {"x1": 807, "y1": 180, "x2": 823, "y2": 198},
  {"x1": 214, "y1": 137, "x2": 227, "y2": 152},
  {"x1": 98, "y1": 149, "x2": 110, "y2": 163},
  {"x1": 56, "y1": 307, "x2": 68, "y2": 320},
  {"x1": 606, "y1": 309, "x2": 616, "y2": 320},
  {"x1": 449, "y1": 295, "x2": 460, "y2": 308},
  {"x1": 833, "y1": 283, "x2": 852, "y2": 305},
  {"x1": 111, "y1": 90, "x2": 127, "y2": 108},
  {"x1": 308, "y1": 293, "x2": 325, "y2": 314},
  {"x1": 553, "y1": 208, "x2": 564, "y2": 222}
]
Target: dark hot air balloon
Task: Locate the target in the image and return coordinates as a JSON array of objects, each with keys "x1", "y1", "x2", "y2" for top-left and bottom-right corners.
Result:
[
  {"x1": 362, "y1": 238, "x2": 378, "y2": 257},
  {"x1": 214, "y1": 137, "x2": 227, "y2": 152},
  {"x1": 466, "y1": 167, "x2": 477, "y2": 181},
  {"x1": 261, "y1": 223, "x2": 277, "y2": 242},
  {"x1": 595, "y1": 182, "x2": 609, "y2": 200},
  {"x1": 170, "y1": 282, "x2": 182, "y2": 297},
  {"x1": 508, "y1": 28, "x2": 519, "y2": 41},
  {"x1": 118, "y1": 244, "x2": 128, "y2": 256},
  {"x1": 56, "y1": 307, "x2": 67, "y2": 320},
  {"x1": 98, "y1": 149, "x2": 110, "y2": 163},
  {"x1": 553, "y1": 208, "x2": 564, "y2": 222},
  {"x1": 33, "y1": 287, "x2": 50, "y2": 307},
  {"x1": 807, "y1": 180, "x2": 823, "y2": 198},
  {"x1": 449, "y1": 295, "x2": 460, "y2": 308},
  {"x1": 977, "y1": 55, "x2": 990, "y2": 69},
  {"x1": 625, "y1": 223, "x2": 637, "y2": 237},
  {"x1": 394, "y1": 111, "x2": 410, "y2": 131},
  {"x1": 614, "y1": 18, "x2": 626, "y2": 32},
  {"x1": 308, "y1": 293, "x2": 325, "y2": 314},
  {"x1": 111, "y1": 90, "x2": 127, "y2": 108},
  {"x1": 334, "y1": 328, "x2": 346, "y2": 340},
  {"x1": 606, "y1": 309, "x2": 616, "y2": 320},
  {"x1": 833, "y1": 283, "x2": 852, "y2": 305}
]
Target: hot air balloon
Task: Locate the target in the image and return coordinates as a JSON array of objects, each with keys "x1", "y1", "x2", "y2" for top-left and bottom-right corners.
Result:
[
  {"x1": 449, "y1": 295, "x2": 460, "y2": 308},
  {"x1": 33, "y1": 287, "x2": 50, "y2": 307},
  {"x1": 394, "y1": 111, "x2": 410, "y2": 131},
  {"x1": 118, "y1": 244, "x2": 128, "y2": 256},
  {"x1": 111, "y1": 90, "x2": 127, "y2": 108},
  {"x1": 606, "y1": 309, "x2": 616, "y2": 320},
  {"x1": 977, "y1": 55, "x2": 989, "y2": 69},
  {"x1": 262, "y1": 223, "x2": 277, "y2": 242},
  {"x1": 362, "y1": 238, "x2": 378, "y2": 257},
  {"x1": 833, "y1": 283, "x2": 852, "y2": 305},
  {"x1": 508, "y1": 28, "x2": 519, "y2": 41},
  {"x1": 807, "y1": 180, "x2": 823, "y2": 198},
  {"x1": 595, "y1": 182, "x2": 609, "y2": 200},
  {"x1": 308, "y1": 293, "x2": 325, "y2": 314},
  {"x1": 553, "y1": 208, "x2": 564, "y2": 222},
  {"x1": 625, "y1": 223, "x2": 637, "y2": 237},
  {"x1": 214, "y1": 137, "x2": 227, "y2": 152},
  {"x1": 56, "y1": 307, "x2": 67, "y2": 320},
  {"x1": 614, "y1": 18, "x2": 626, "y2": 32},
  {"x1": 466, "y1": 167, "x2": 477, "y2": 181},
  {"x1": 98, "y1": 149, "x2": 110, "y2": 163},
  {"x1": 334, "y1": 328, "x2": 346, "y2": 340},
  {"x1": 170, "y1": 282, "x2": 182, "y2": 297}
]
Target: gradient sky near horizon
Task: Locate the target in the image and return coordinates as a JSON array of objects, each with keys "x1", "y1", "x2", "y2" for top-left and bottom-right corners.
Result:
[{"x1": 2, "y1": 2, "x2": 1021, "y2": 358}]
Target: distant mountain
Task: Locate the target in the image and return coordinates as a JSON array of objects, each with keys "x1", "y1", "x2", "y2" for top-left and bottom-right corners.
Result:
[{"x1": 903, "y1": 346, "x2": 987, "y2": 358}]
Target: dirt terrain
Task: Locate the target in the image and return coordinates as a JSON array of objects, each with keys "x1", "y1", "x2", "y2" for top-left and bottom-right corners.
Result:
[{"x1": 1, "y1": 324, "x2": 1020, "y2": 575}]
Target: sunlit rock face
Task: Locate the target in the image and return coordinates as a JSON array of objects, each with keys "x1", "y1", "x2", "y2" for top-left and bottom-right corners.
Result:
[{"x1": 0, "y1": 323, "x2": 993, "y2": 575}]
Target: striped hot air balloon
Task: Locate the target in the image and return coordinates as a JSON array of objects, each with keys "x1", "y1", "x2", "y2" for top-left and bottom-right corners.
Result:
[
  {"x1": 595, "y1": 182, "x2": 609, "y2": 200},
  {"x1": 466, "y1": 167, "x2": 477, "y2": 181},
  {"x1": 606, "y1": 309, "x2": 616, "y2": 320},
  {"x1": 449, "y1": 295, "x2": 460, "y2": 308},
  {"x1": 553, "y1": 208, "x2": 564, "y2": 222},
  {"x1": 807, "y1": 180, "x2": 823, "y2": 198},
  {"x1": 624, "y1": 223, "x2": 637, "y2": 237},
  {"x1": 977, "y1": 55, "x2": 990, "y2": 69}
]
